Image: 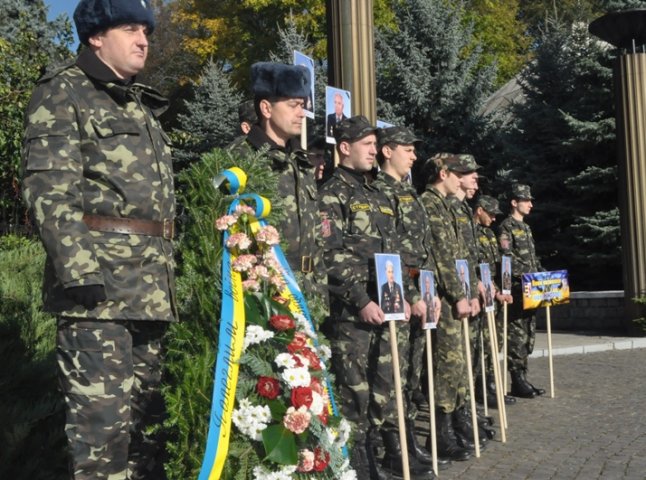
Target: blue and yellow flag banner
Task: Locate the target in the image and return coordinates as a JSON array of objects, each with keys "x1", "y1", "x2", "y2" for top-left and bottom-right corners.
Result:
[{"x1": 521, "y1": 270, "x2": 570, "y2": 310}]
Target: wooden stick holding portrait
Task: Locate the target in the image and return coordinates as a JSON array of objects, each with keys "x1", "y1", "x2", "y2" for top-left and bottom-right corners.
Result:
[{"x1": 376, "y1": 254, "x2": 410, "y2": 480}]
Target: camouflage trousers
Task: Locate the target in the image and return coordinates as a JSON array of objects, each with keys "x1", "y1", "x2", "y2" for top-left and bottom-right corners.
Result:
[
  {"x1": 505, "y1": 302, "x2": 536, "y2": 373},
  {"x1": 323, "y1": 315, "x2": 408, "y2": 436},
  {"x1": 56, "y1": 318, "x2": 169, "y2": 480},
  {"x1": 433, "y1": 300, "x2": 467, "y2": 414}
]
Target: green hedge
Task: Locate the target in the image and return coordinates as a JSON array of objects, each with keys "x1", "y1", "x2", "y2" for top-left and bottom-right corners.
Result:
[{"x1": 0, "y1": 235, "x2": 67, "y2": 480}]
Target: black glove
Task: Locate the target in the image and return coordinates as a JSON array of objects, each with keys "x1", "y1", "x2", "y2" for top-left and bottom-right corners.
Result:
[{"x1": 65, "y1": 285, "x2": 107, "y2": 310}]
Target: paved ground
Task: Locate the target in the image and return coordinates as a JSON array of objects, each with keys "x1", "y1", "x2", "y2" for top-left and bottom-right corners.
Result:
[{"x1": 413, "y1": 331, "x2": 646, "y2": 480}]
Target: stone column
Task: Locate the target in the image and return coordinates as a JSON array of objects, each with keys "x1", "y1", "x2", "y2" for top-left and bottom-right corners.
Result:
[{"x1": 590, "y1": 10, "x2": 646, "y2": 333}]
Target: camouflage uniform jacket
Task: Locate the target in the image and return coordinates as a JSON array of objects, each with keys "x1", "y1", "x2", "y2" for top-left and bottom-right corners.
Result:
[
  {"x1": 497, "y1": 215, "x2": 543, "y2": 286},
  {"x1": 372, "y1": 171, "x2": 437, "y2": 304},
  {"x1": 21, "y1": 50, "x2": 176, "y2": 321},
  {"x1": 230, "y1": 125, "x2": 327, "y2": 299},
  {"x1": 319, "y1": 167, "x2": 398, "y2": 315},
  {"x1": 419, "y1": 186, "x2": 469, "y2": 306},
  {"x1": 448, "y1": 196, "x2": 479, "y2": 299},
  {"x1": 476, "y1": 223, "x2": 501, "y2": 290}
]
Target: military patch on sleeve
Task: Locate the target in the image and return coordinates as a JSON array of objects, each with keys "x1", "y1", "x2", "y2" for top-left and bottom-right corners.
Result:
[
  {"x1": 499, "y1": 234, "x2": 510, "y2": 250},
  {"x1": 350, "y1": 203, "x2": 370, "y2": 212},
  {"x1": 379, "y1": 206, "x2": 395, "y2": 216},
  {"x1": 397, "y1": 195, "x2": 414, "y2": 203},
  {"x1": 320, "y1": 211, "x2": 332, "y2": 238}
]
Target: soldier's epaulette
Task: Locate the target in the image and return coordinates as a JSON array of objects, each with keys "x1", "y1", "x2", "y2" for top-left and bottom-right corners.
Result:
[{"x1": 37, "y1": 59, "x2": 77, "y2": 84}]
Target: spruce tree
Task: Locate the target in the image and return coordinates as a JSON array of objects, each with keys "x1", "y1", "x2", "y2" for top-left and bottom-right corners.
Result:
[
  {"x1": 375, "y1": 0, "x2": 498, "y2": 159},
  {"x1": 493, "y1": 17, "x2": 619, "y2": 289},
  {"x1": 173, "y1": 60, "x2": 242, "y2": 170}
]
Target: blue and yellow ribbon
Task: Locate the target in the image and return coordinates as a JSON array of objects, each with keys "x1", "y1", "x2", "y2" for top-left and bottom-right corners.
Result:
[
  {"x1": 199, "y1": 168, "x2": 344, "y2": 480},
  {"x1": 199, "y1": 168, "x2": 250, "y2": 480}
]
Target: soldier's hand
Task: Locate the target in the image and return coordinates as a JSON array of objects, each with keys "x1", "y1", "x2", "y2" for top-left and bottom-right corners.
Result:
[
  {"x1": 404, "y1": 300, "x2": 411, "y2": 322},
  {"x1": 434, "y1": 296, "x2": 442, "y2": 324},
  {"x1": 470, "y1": 297, "x2": 481, "y2": 316},
  {"x1": 454, "y1": 298, "x2": 471, "y2": 319},
  {"x1": 65, "y1": 285, "x2": 107, "y2": 309},
  {"x1": 504, "y1": 294, "x2": 514, "y2": 304},
  {"x1": 411, "y1": 300, "x2": 426, "y2": 324},
  {"x1": 359, "y1": 301, "x2": 385, "y2": 325},
  {"x1": 477, "y1": 280, "x2": 486, "y2": 299}
]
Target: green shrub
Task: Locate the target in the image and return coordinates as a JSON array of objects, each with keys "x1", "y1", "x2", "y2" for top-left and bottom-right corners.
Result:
[{"x1": 0, "y1": 235, "x2": 67, "y2": 480}]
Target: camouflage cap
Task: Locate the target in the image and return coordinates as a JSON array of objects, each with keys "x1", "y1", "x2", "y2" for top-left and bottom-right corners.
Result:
[
  {"x1": 511, "y1": 183, "x2": 534, "y2": 200},
  {"x1": 454, "y1": 154, "x2": 481, "y2": 173},
  {"x1": 238, "y1": 99, "x2": 257, "y2": 124},
  {"x1": 334, "y1": 115, "x2": 377, "y2": 143},
  {"x1": 475, "y1": 195, "x2": 502, "y2": 215},
  {"x1": 377, "y1": 126, "x2": 421, "y2": 148},
  {"x1": 419, "y1": 152, "x2": 461, "y2": 180}
]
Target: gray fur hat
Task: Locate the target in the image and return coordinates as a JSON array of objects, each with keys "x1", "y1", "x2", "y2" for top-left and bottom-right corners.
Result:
[
  {"x1": 251, "y1": 62, "x2": 311, "y2": 99},
  {"x1": 74, "y1": 0, "x2": 155, "y2": 45}
]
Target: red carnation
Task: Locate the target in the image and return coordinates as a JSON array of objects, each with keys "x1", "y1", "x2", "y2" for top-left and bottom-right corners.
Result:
[
  {"x1": 287, "y1": 332, "x2": 308, "y2": 353},
  {"x1": 300, "y1": 347, "x2": 322, "y2": 370},
  {"x1": 318, "y1": 406, "x2": 329, "y2": 425},
  {"x1": 310, "y1": 377, "x2": 324, "y2": 395},
  {"x1": 270, "y1": 314, "x2": 295, "y2": 331},
  {"x1": 291, "y1": 386, "x2": 314, "y2": 409},
  {"x1": 256, "y1": 376, "x2": 281, "y2": 400},
  {"x1": 313, "y1": 447, "x2": 330, "y2": 472}
]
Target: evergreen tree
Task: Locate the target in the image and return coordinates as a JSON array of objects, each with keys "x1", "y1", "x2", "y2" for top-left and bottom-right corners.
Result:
[
  {"x1": 0, "y1": 2, "x2": 73, "y2": 231},
  {"x1": 493, "y1": 17, "x2": 619, "y2": 289},
  {"x1": 173, "y1": 60, "x2": 242, "y2": 169},
  {"x1": 375, "y1": 0, "x2": 498, "y2": 160}
]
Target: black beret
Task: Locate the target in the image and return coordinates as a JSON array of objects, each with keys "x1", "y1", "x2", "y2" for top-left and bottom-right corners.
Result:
[
  {"x1": 74, "y1": 0, "x2": 156, "y2": 45},
  {"x1": 251, "y1": 62, "x2": 311, "y2": 99}
]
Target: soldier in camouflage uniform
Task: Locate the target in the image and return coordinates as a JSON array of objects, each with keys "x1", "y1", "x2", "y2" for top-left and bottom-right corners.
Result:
[
  {"x1": 319, "y1": 117, "x2": 433, "y2": 479},
  {"x1": 497, "y1": 184, "x2": 546, "y2": 398},
  {"x1": 373, "y1": 126, "x2": 444, "y2": 469},
  {"x1": 446, "y1": 154, "x2": 492, "y2": 450},
  {"x1": 21, "y1": 1, "x2": 175, "y2": 478},
  {"x1": 228, "y1": 62, "x2": 327, "y2": 305},
  {"x1": 472, "y1": 195, "x2": 516, "y2": 407},
  {"x1": 416, "y1": 154, "x2": 473, "y2": 462}
]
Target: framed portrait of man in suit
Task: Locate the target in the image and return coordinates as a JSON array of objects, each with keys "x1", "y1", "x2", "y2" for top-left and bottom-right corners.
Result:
[
  {"x1": 480, "y1": 263, "x2": 495, "y2": 313},
  {"x1": 375, "y1": 253, "x2": 406, "y2": 321},
  {"x1": 325, "y1": 86, "x2": 351, "y2": 144},
  {"x1": 501, "y1": 255, "x2": 512, "y2": 295},
  {"x1": 419, "y1": 269, "x2": 437, "y2": 329},
  {"x1": 455, "y1": 259, "x2": 470, "y2": 299}
]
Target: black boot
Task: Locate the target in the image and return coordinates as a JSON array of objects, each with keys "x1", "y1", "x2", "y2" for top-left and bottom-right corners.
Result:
[
  {"x1": 381, "y1": 429, "x2": 436, "y2": 478},
  {"x1": 522, "y1": 370, "x2": 546, "y2": 396},
  {"x1": 510, "y1": 370, "x2": 536, "y2": 398},
  {"x1": 486, "y1": 374, "x2": 517, "y2": 406},
  {"x1": 452, "y1": 406, "x2": 487, "y2": 451},
  {"x1": 365, "y1": 429, "x2": 392, "y2": 480},
  {"x1": 405, "y1": 419, "x2": 434, "y2": 466},
  {"x1": 435, "y1": 411, "x2": 471, "y2": 462}
]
